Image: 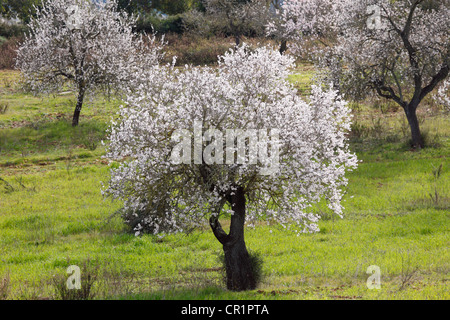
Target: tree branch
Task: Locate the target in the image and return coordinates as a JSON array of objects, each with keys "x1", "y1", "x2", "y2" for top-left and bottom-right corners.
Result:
[
  {"x1": 209, "y1": 198, "x2": 229, "y2": 245},
  {"x1": 419, "y1": 63, "x2": 450, "y2": 103}
]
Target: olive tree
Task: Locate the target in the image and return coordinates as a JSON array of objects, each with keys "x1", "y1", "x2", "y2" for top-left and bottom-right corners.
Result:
[
  {"x1": 16, "y1": 0, "x2": 163, "y2": 126},
  {"x1": 103, "y1": 45, "x2": 357, "y2": 291}
]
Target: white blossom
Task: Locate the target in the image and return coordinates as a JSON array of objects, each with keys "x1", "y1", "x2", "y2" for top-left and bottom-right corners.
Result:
[{"x1": 103, "y1": 44, "x2": 358, "y2": 235}]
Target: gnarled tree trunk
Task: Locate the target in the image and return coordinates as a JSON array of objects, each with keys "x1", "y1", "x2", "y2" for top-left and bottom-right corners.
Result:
[{"x1": 210, "y1": 186, "x2": 257, "y2": 291}]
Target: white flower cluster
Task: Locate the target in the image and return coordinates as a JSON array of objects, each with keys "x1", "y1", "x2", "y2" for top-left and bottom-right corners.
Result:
[{"x1": 103, "y1": 44, "x2": 358, "y2": 235}]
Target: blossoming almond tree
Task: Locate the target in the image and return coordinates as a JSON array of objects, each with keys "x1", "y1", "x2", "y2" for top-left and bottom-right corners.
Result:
[
  {"x1": 275, "y1": 0, "x2": 450, "y2": 148},
  {"x1": 16, "y1": 0, "x2": 163, "y2": 126},
  {"x1": 103, "y1": 45, "x2": 358, "y2": 291}
]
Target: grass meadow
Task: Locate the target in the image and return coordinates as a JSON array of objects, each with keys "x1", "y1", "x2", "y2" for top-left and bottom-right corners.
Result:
[{"x1": 0, "y1": 66, "x2": 449, "y2": 300}]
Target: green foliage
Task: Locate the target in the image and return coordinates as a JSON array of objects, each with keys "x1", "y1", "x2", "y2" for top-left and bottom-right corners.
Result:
[
  {"x1": 0, "y1": 36, "x2": 20, "y2": 69},
  {"x1": 117, "y1": 0, "x2": 200, "y2": 15},
  {"x1": 0, "y1": 22, "x2": 27, "y2": 38},
  {"x1": 0, "y1": 0, "x2": 41, "y2": 23},
  {"x1": 136, "y1": 13, "x2": 185, "y2": 34},
  {"x1": 162, "y1": 34, "x2": 234, "y2": 66},
  {"x1": 150, "y1": 0, "x2": 200, "y2": 15}
]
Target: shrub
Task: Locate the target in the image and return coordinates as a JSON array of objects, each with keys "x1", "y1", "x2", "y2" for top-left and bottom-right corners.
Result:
[
  {"x1": 0, "y1": 22, "x2": 27, "y2": 38},
  {"x1": 136, "y1": 13, "x2": 185, "y2": 35},
  {"x1": 161, "y1": 33, "x2": 234, "y2": 66},
  {"x1": 52, "y1": 258, "x2": 98, "y2": 300},
  {"x1": 0, "y1": 103, "x2": 9, "y2": 114},
  {"x1": 0, "y1": 272, "x2": 10, "y2": 300},
  {"x1": 0, "y1": 37, "x2": 20, "y2": 69},
  {"x1": 161, "y1": 34, "x2": 277, "y2": 66}
]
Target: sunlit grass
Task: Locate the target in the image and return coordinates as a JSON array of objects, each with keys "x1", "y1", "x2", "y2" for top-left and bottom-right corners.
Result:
[{"x1": 0, "y1": 68, "x2": 449, "y2": 300}]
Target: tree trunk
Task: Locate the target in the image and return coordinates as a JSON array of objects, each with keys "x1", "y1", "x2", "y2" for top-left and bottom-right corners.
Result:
[
  {"x1": 404, "y1": 103, "x2": 424, "y2": 149},
  {"x1": 72, "y1": 87, "x2": 85, "y2": 127},
  {"x1": 209, "y1": 186, "x2": 257, "y2": 291},
  {"x1": 279, "y1": 40, "x2": 287, "y2": 55},
  {"x1": 235, "y1": 34, "x2": 241, "y2": 47},
  {"x1": 223, "y1": 238, "x2": 255, "y2": 291}
]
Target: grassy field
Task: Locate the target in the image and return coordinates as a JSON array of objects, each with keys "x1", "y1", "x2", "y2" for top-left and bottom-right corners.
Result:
[{"x1": 0, "y1": 67, "x2": 449, "y2": 300}]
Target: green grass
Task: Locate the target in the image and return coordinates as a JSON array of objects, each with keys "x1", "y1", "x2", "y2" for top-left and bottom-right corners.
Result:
[{"x1": 0, "y1": 69, "x2": 449, "y2": 300}]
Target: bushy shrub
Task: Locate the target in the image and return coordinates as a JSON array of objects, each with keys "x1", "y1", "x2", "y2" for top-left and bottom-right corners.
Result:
[
  {"x1": 162, "y1": 34, "x2": 233, "y2": 66},
  {"x1": 136, "y1": 13, "x2": 185, "y2": 34},
  {"x1": 161, "y1": 34, "x2": 277, "y2": 66},
  {"x1": 0, "y1": 22, "x2": 27, "y2": 38},
  {"x1": 0, "y1": 37, "x2": 20, "y2": 69}
]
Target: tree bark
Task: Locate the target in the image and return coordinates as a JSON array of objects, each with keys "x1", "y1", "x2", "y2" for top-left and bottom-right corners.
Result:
[
  {"x1": 404, "y1": 103, "x2": 423, "y2": 149},
  {"x1": 279, "y1": 40, "x2": 287, "y2": 55},
  {"x1": 235, "y1": 34, "x2": 241, "y2": 47},
  {"x1": 209, "y1": 186, "x2": 257, "y2": 291},
  {"x1": 72, "y1": 87, "x2": 85, "y2": 127}
]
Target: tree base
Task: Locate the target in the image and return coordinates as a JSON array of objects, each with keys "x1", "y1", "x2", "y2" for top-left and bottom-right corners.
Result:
[{"x1": 223, "y1": 241, "x2": 257, "y2": 291}]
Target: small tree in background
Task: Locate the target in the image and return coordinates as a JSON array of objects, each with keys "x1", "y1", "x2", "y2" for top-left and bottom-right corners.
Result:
[
  {"x1": 0, "y1": 0, "x2": 41, "y2": 23},
  {"x1": 117, "y1": 0, "x2": 200, "y2": 15},
  {"x1": 435, "y1": 79, "x2": 450, "y2": 111},
  {"x1": 201, "y1": 0, "x2": 270, "y2": 46},
  {"x1": 275, "y1": 0, "x2": 449, "y2": 148},
  {"x1": 265, "y1": 0, "x2": 294, "y2": 54},
  {"x1": 16, "y1": 0, "x2": 163, "y2": 126},
  {"x1": 103, "y1": 45, "x2": 357, "y2": 291}
]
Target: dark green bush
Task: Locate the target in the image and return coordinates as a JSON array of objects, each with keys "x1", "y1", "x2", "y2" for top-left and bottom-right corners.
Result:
[
  {"x1": 0, "y1": 37, "x2": 20, "y2": 69},
  {"x1": 0, "y1": 22, "x2": 27, "y2": 38},
  {"x1": 136, "y1": 13, "x2": 185, "y2": 34},
  {"x1": 161, "y1": 33, "x2": 234, "y2": 66}
]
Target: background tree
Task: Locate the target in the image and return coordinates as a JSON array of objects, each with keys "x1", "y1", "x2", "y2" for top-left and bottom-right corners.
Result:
[
  {"x1": 116, "y1": 0, "x2": 201, "y2": 15},
  {"x1": 16, "y1": 0, "x2": 162, "y2": 126},
  {"x1": 265, "y1": 0, "x2": 290, "y2": 54},
  {"x1": 0, "y1": 0, "x2": 41, "y2": 23},
  {"x1": 202, "y1": 0, "x2": 270, "y2": 45},
  {"x1": 103, "y1": 45, "x2": 358, "y2": 291},
  {"x1": 276, "y1": 0, "x2": 450, "y2": 148}
]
